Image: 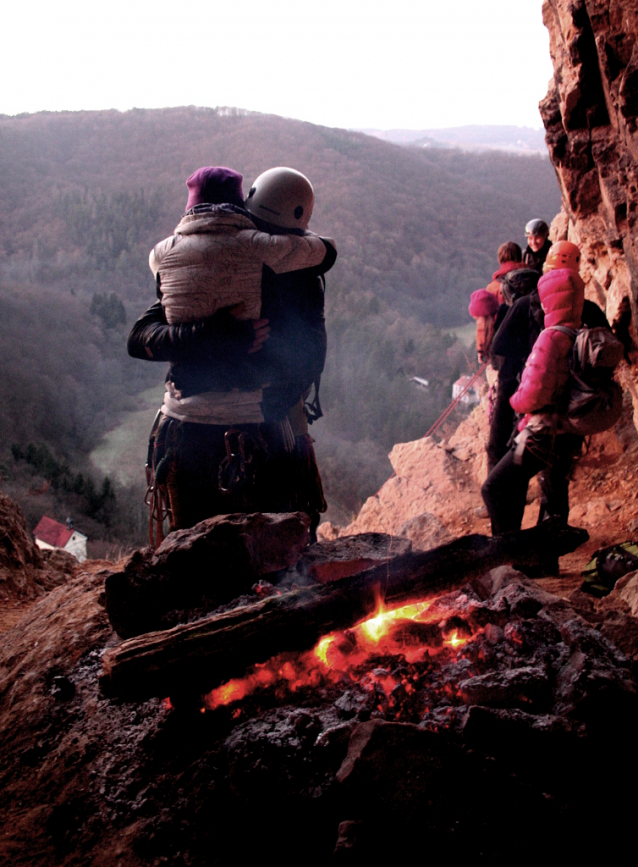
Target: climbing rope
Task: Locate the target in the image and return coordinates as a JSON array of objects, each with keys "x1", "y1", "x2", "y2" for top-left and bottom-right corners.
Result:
[{"x1": 422, "y1": 361, "x2": 488, "y2": 438}]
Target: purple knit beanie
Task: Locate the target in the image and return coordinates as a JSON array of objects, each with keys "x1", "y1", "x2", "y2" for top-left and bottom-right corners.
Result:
[
  {"x1": 468, "y1": 288, "x2": 500, "y2": 318},
  {"x1": 185, "y1": 166, "x2": 245, "y2": 211}
]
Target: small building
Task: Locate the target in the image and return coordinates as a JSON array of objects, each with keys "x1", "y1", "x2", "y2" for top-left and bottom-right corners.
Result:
[
  {"x1": 452, "y1": 375, "x2": 480, "y2": 406},
  {"x1": 34, "y1": 516, "x2": 88, "y2": 563}
]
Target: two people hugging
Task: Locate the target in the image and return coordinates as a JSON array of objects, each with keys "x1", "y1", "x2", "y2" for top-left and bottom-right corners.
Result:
[{"x1": 128, "y1": 165, "x2": 336, "y2": 543}]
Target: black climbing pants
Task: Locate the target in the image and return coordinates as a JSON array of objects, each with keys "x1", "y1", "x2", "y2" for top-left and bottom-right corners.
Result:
[{"x1": 482, "y1": 432, "x2": 583, "y2": 536}]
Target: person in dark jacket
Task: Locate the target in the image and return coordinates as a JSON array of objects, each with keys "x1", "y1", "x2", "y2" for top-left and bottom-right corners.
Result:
[
  {"x1": 486, "y1": 268, "x2": 541, "y2": 473},
  {"x1": 128, "y1": 168, "x2": 336, "y2": 540},
  {"x1": 522, "y1": 219, "x2": 552, "y2": 272}
]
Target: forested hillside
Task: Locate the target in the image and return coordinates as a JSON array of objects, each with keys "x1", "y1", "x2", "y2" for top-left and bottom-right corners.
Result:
[{"x1": 0, "y1": 107, "x2": 561, "y2": 540}]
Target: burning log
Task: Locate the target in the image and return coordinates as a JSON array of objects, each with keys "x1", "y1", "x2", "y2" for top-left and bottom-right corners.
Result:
[{"x1": 101, "y1": 521, "x2": 588, "y2": 702}]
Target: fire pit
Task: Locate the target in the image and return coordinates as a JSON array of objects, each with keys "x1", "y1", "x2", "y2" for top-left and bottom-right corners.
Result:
[
  {"x1": 2, "y1": 521, "x2": 637, "y2": 864},
  {"x1": 183, "y1": 565, "x2": 637, "y2": 860}
]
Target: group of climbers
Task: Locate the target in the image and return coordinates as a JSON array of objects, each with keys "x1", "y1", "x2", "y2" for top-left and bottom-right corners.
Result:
[
  {"x1": 129, "y1": 183, "x2": 618, "y2": 562},
  {"x1": 468, "y1": 219, "x2": 615, "y2": 552},
  {"x1": 128, "y1": 165, "x2": 336, "y2": 543}
]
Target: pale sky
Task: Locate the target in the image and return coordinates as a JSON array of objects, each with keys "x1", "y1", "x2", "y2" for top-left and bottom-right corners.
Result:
[{"x1": 2, "y1": 0, "x2": 553, "y2": 131}]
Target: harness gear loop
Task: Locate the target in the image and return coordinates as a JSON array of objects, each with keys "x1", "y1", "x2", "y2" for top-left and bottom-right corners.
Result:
[
  {"x1": 144, "y1": 411, "x2": 173, "y2": 548},
  {"x1": 218, "y1": 427, "x2": 268, "y2": 495}
]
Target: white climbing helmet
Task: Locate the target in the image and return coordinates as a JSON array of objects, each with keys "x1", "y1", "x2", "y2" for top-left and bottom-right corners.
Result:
[{"x1": 245, "y1": 167, "x2": 314, "y2": 230}]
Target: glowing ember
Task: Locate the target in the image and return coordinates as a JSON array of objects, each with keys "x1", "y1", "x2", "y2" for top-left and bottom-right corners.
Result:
[
  {"x1": 359, "y1": 601, "x2": 431, "y2": 643},
  {"x1": 202, "y1": 597, "x2": 477, "y2": 716},
  {"x1": 443, "y1": 630, "x2": 468, "y2": 649}
]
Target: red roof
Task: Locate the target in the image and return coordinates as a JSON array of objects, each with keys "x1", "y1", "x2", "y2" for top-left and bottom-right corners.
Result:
[
  {"x1": 34, "y1": 516, "x2": 73, "y2": 548},
  {"x1": 454, "y1": 375, "x2": 475, "y2": 387}
]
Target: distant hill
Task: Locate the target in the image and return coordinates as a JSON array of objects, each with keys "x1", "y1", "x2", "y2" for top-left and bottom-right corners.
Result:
[
  {"x1": 0, "y1": 107, "x2": 562, "y2": 532},
  {"x1": 0, "y1": 108, "x2": 560, "y2": 327},
  {"x1": 358, "y1": 125, "x2": 548, "y2": 154}
]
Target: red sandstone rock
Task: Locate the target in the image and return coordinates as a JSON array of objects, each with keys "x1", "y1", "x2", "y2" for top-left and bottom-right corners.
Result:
[
  {"x1": 339, "y1": 408, "x2": 488, "y2": 541},
  {"x1": 0, "y1": 493, "x2": 43, "y2": 600},
  {"x1": 540, "y1": 0, "x2": 638, "y2": 423}
]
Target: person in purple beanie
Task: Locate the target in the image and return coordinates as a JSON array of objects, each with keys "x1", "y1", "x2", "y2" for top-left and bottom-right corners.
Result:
[{"x1": 129, "y1": 166, "x2": 336, "y2": 541}]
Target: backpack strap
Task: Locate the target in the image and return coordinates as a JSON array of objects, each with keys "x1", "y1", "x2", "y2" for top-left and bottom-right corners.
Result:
[{"x1": 545, "y1": 325, "x2": 578, "y2": 339}]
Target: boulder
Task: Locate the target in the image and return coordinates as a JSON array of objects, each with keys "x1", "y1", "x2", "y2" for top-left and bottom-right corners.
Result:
[
  {"x1": 599, "y1": 570, "x2": 638, "y2": 617},
  {"x1": 0, "y1": 494, "x2": 43, "y2": 600},
  {"x1": 396, "y1": 512, "x2": 453, "y2": 550},
  {"x1": 104, "y1": 511, "x2": 310, "y2": 637}
]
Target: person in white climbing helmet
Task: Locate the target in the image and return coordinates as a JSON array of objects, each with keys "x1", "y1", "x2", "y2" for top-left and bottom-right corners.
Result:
[
  {"x1": 244, "y1": 167, "x2": 337, "y2": 538},
  {"x1": 130, "y1": 165, "x2": 336, "y2": 540}
]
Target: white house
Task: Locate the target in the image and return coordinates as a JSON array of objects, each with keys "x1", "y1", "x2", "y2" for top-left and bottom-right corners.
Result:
[
  {"x1": 34, "y1": 516, "x2": 88, "y2": 562},
  {"x1": 452, "y1": 375, "x2": 480, "y2": 406}
]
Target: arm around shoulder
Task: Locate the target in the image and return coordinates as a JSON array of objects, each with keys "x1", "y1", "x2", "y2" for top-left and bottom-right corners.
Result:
[{"x1": 258, "y1": 230, "x2": 337, "y2": 275}]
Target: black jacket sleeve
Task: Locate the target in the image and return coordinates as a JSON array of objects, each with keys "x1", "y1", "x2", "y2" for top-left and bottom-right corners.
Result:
[
  {"x1": 127, "y1": 301, "x2": 267, "y2": 396},
  {"x1": 127, "y1": 301, "x2": 254, "y2": 364},
  {"x1": 316, "y1": 239, "x2": 337, "y2": 276}
]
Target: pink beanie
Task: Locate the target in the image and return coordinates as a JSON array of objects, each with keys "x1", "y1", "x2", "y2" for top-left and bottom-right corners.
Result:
[
  {"x1": 185, "y1": 166, "x2": 245, "y2": 211},
  {"x1": 469, "y1": 288, "x2": 499, "y2": 318}
]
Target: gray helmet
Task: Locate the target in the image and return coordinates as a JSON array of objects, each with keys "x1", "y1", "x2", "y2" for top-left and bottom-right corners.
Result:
[
  {"x1": 525, "y1": 218, "x2": 549, "y2": 237},
  {"x1": 245, "y1": 167, "x2": 314, "y2": 230}
]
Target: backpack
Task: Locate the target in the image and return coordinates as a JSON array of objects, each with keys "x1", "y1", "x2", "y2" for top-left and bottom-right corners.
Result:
[
  {"x1": 501, "y1": 268, "x2": 539, "y2": 306},
  {"x1": 581, "y1": 541, "x2": 638, "y2": 596},
  {"x1": 548, "y1": 325, "x2": 624, "y2": 435}
]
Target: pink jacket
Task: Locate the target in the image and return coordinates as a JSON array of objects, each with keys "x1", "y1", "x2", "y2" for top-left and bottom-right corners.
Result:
[{"x1": 510, "y1": 269, "x2": 584, "y2": 417}]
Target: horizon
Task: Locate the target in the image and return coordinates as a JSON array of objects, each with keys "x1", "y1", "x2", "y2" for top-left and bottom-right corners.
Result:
[{"x1": 0, "y1": 105, "x2": 545, "y2": 136}]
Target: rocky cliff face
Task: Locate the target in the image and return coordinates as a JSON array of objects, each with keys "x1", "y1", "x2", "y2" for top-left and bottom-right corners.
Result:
[{"x1": 540, "y1": 0, "x2": 638, "y2": 419}]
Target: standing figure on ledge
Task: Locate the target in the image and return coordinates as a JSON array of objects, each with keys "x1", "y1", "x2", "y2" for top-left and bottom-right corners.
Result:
[
  {"x1": 129, "y1": 166, "x2": 336, "y2": 541},
  {"x1": 522, "y1": 218, "x2": 552, "y2": 273},
  {"x1": 481, "y1": 256, "x2": 585, "y2": 537}
]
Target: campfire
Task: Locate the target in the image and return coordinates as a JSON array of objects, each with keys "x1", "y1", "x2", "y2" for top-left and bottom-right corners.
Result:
[
  {"x1": 100, "y1": 516, "x2": 591, "y2": 704},
  {"x1": 202, "y1": 597, "x2": 470, "y2": 719},
  {"x1": 3, "y1": 508, "x2": 638, "y2": 864},
  {"x1": 83, "y1": 515, "x2": 638, "y2": 860}
]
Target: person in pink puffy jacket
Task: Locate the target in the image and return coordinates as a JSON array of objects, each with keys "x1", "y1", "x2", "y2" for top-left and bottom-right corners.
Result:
[
  {"x1": 510, "y1": 267, "x2": 584, "y2": 418},
  {"x1": 481, "y1": 260, "x2": 585, "y2": 541}
]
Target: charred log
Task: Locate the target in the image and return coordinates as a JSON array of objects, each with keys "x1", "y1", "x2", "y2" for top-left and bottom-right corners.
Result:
[
  {"x1": 101, "y1": 521, "x2": 588, "y2": 701},
  {"x1": 104, "y1": 511, "x2": 311, "y2": 638}
]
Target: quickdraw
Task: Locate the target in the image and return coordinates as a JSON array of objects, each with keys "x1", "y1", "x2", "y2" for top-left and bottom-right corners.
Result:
[{"x1": 218, "y1": 428, "x2": 267, "y2": 495}]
